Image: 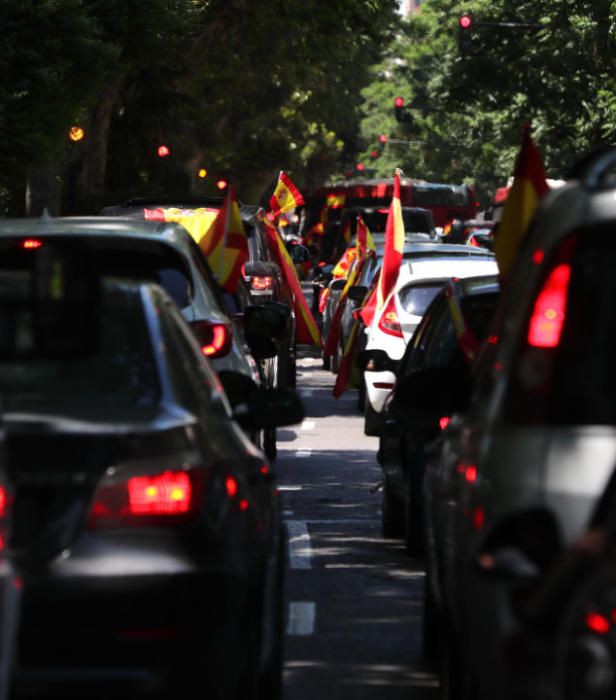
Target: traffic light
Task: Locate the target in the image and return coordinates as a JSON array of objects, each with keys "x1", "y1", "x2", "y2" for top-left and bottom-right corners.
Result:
[
  {"x1": 394, "y1": 97, "x2": 412, "y2": 124},
  {"x1": 458, "y1": 13, "x2": 473, "y2": 53},
  {"x1": 379, "y1": 134, "x2": 389, "y2": 144},
  {"x1": 157, "y1": 144, "x2": 170, "y2": 158}
]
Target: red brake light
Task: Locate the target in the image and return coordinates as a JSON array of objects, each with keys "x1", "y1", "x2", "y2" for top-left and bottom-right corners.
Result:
[
  {"x1": 465, "y1": 465, "x2": 478, "y2": 483},
  {"x1": 225, "y1": 476, "x2": 238, "y2": 498},
  {"x1": 250, "y1": 275, "x2": 273, "y2": 291},
  {"x1": 585, "y1": 612, "x2": 610, "y2": 635},
  {"x1": 0, "y1": 486, "x2": 6, "y2": 517},
  {"x1": 89, "y1": 467, "x2": 205, "y2": 528},
  {"x1": 439, "y1": 416, "x2": 451, "y2": 430},
  {"x1": 527, "y1": 263, "x2": 571, "y2": 348},
  {"x1": 128, "y1": 471, "x2": 192, "y2": 515},
  {"x1": 22, "y1": 239, "x2": 43, "y2": 250},
  {"x1": 190, "y1": 320, "x2": 232, "y2": 358},
  {"x1": 378, "y1": 296, "x2": 403, "y2": 337}
]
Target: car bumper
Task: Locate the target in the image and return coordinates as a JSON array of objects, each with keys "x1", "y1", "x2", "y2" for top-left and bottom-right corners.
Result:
[{"x1": 14, "y1": 532, "x2": 263, "y2": 694}]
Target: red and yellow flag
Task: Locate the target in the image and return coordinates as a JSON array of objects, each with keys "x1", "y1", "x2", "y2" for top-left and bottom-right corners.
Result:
[
  {"x1": 356, "y1": 215, "x2": 376, "y2": 258},
  {"x1": 360, "y1": 170, "x2": 404, "y2": 327},
  {"x1": 494, "y1": 125, "x2": 549, "y2": 279},
  {"x1": 261, "y1": 214, "x2": 321, "y2": 347},
  {"x1": 332, "y1": 320, "x2": 361, "y2": 398},
  {"x1": 269, "y1": 171, "x2": 305, "y2": 218}
]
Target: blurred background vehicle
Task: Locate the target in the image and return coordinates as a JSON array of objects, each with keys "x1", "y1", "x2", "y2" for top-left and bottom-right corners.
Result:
[
  {"x1": 364, "y1": 274, "x2": 500, "y2": 552},
  {"x1": 362, "y1": 245, "x2": 497, "y2": 436}
]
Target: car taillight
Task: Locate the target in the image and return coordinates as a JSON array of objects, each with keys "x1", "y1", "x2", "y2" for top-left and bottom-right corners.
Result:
[
  {"x1": 190, "y1": 320, "x2": 233, "y2": 358},
  {"x1": 527, "y1": 263, "x2": 572, "y2": 348},
  {"x1": 0, "y1": 482, "x2": 13, "y2": 550},
  {"x1": 378, "y1": 296, "x2": 403, "y2": 337},
  {"x1": 250, "y1": 276, "x2": 273, "y2": 291},
  {"x1": 439, "y1": 416, "x2": 451, "y2": 430},
  {"x1": 88, "y1": 467, "x2": 206, "y2": 528}
]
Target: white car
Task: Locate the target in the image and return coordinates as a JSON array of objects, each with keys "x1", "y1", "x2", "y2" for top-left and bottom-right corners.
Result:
[{"x1": 363, "y1": 245, "x2": 498, "y2": 435}]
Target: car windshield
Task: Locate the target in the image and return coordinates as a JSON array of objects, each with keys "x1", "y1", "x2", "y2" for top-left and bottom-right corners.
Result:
[
  {"x1": 0, "y1": 278, "x2": 160, "y2": 413},
  {"x1": 412, "y1": 184, "x2": 469, "y2": 207},
  {"x1": 398, "y1": 283, "x2": 443, "y2": 316}
]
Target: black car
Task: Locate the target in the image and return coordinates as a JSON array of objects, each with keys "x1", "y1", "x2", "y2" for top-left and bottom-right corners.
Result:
[
  {"x1": 0, "y1": 258, "x2": 303, "y2": 699},
  {"x1": 363, "y1": 275, "x2": 500, "y2": 552}
]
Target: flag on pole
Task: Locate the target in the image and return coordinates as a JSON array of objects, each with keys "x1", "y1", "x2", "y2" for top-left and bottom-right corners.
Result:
[
  {"x1": 494, "y1": 125, "x2": 549, "y2": 279},
  {"x1": 261, "y1": 213, "x2": 321, "y2": 347},
  {"x1": 360, "y1": 170, "x2": 405, "y2": 327},
  {"x1": 269, "y1": 171, "x2": 305, "y2": 218}
]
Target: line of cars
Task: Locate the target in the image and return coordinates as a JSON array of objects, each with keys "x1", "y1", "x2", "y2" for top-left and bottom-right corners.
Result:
[
  {"x1": 358, "y1": 147, "x2": 616, "y2": 699},
  {"x1": 0, "y1": 212, "x2": 305, "y2": 699}
]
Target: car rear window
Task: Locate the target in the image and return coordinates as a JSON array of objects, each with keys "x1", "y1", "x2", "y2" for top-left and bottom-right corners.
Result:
[
  {"x1": 398, "y1": 283, "x2": 443, "y2": 316},
  {"x1": 412, "y1": 184, "x2": 469, "y2": 207},
  {"x1": 0, "y1": 278, "x2": 160, "y2": 411},
  {"x1": 0, "y1": 237, "x2": 193, "y2": 309}
]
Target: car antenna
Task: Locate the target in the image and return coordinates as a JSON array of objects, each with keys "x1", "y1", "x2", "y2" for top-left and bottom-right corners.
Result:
[{"x1": 38, "y1": 208, "x2": 53, "y2": 224}]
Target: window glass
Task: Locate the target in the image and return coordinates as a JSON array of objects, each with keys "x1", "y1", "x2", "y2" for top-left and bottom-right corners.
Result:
[
  {"x1": 0, "y1": 283, "x2": 160, "y2": 411},
  {"x1": 398, "y1": 283, "x2": 443, "y2": 316}
]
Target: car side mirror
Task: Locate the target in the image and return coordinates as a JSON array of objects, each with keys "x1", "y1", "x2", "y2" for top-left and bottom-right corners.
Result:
[
  {"x1": 330, "y1": 279, "x2": 347, "y2": 292},
  {"x1": 347, "y1": 285, "x2": 368, "y2": 303},
  {"x1": 390, "y1": 367, "x2": 471, "y2": 429},
  {"x1": 357, "y1": 349, "x2": 399, "y2": 374},
  {"x1": 218, "y1": 371, "x2": 304, "y2": 429}
]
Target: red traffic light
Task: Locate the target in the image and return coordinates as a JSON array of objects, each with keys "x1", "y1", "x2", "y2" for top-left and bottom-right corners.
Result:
[
  {"x1": 356, "y1": 163, "x2": 365, "y2": 171},
  {"x1": 394, "y1": 96, "x2": 405, "y2": 108},
  {"x1": 459, "y1": 14, "x2": 472, "y2": 29},
  {"x1": 216, "y1": 179, "x2": 228, "y2": 190},
  {"x1": 379, "y1": 134, "x2": 389, "y2": 144},
  {"x1": 157, "y1": 144, "x2": 170, "y2": 158},
  {"x1": 370, "y1": 150, "x2": 379, "y2": 159}
]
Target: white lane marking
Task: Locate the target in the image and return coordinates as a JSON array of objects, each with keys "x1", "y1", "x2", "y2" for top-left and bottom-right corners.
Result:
[
  {"x1": 278, "y1": 485, "x2": 303, "y2": 491},
  {"x1": 295, "y1": 450, "x2": 312, "y2": 458},
  {"x1": 299, "y1": 389, "x2": 313, "y2": 398},
  {"x1": 286, "y1": 521, "x2": 312, "y2": 570},
  {"x1": 301, "y1": 421, "x2": 316, "y2": 431},
  {"x1": 286, "y1": 602, "x2": 316, "y2": 636}
]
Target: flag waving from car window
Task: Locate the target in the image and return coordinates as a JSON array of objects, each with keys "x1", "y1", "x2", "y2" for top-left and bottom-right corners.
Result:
[
  {"x1": 269, "y1": 171, "x2": 305, "y2": 218},
  {"x1": 494, "y1": 125, "x2": 549, "y2": 279},
  {"x1": 360, "y1": 170, "x2": 405, "y2": 327}
]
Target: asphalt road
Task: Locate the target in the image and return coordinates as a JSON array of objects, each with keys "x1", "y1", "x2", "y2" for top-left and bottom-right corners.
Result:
[{"x1": 279, "y1": 346, "x2": 440, "y2": 700}]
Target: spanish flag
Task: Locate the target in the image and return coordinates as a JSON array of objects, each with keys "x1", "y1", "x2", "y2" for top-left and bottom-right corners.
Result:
[
  {"x1": 261, "y1": 214, "x2": 321, "y2": 347},
  {"x1": 356, "y1": 215, "x2": 376, "y2": 258},
  {"x1": 360, "y1": 170, "x2": 405, "y2": 327},
  {"x1": 332, "y1": 320, "x2": 361, "y2": 398},
  {"x1": 163, "y1": 189, "x2": 248, "y2": 294},
  {"x1": 494, "y1": 125, "x2": 549, "y2": 279},
  {"x1": 269, "y1": 171, "x2": 305, "y2": 217}
]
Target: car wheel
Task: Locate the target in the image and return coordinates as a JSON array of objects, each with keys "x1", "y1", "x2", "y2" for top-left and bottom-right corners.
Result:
[
  {"x1": 331, "y1": 348, "x2": 340, "y2": 374},
  {"x1": 404, "y1": 476, "x2": 424, "y2": 558},
  {"x1": 422, "y1": 572, "x2": 440, "y2": 663},
  {"x1": 382, "y1": 477, "x2": 404, "y2": 538},
  {"x1": 357, "y1": 376, "x2": 366, "y2": 412}
]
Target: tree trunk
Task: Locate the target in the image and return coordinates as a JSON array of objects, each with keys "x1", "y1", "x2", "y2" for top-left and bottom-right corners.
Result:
[
  {"x1": 80, "y1": 79, "x2": 122, "y2": 209},
  {"x1": 25, "y1": 163, "x2": 62, "y2": 217}
]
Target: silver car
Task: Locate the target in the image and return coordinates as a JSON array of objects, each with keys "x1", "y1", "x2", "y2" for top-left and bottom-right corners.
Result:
[{"x1": 421, "y1": 148, "x2": 616, "y2": 699}]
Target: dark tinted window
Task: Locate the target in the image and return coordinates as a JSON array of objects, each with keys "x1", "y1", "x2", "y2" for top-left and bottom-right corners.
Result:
[
  {"x1": 0, "y1": 283, "x2": 160, "y2": 411},
  {"x1": 529, "y1": 230, "x2": 616, "y2": 425},
  {"x1": 412, "y1": 184, "x2": 469, "y2": 207}
]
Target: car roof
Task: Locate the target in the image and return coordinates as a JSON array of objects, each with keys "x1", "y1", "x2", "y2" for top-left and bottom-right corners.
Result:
[
  {"x1": 395, "y1": 255, "x2": 498, "y2": 288},
  {"x1": 100, "y1": 197, "x2": 225, "y2": 217},
  {"x1": 0, "y1": 216, "x2": 197, "y2": 251}
]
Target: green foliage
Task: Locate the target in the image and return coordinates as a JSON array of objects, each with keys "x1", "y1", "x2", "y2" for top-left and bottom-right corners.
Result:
[
  {"x1": 357, "y1": 0, "x2": 616, "y2": 206},
  {"x1": 0, "y1": 0, "x2": 398, "y2": 213}
]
